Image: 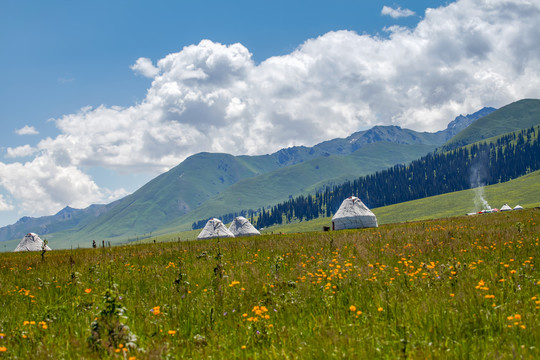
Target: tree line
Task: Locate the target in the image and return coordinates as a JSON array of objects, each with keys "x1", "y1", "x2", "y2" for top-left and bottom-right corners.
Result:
[{"x1": 192, "y1": 209, "x2": 256, "y2": 230}]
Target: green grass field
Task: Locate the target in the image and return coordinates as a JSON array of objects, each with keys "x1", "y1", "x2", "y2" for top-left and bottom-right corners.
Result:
[{"x1": 0, "y1": 209, "x2": 538, "y2": 358}]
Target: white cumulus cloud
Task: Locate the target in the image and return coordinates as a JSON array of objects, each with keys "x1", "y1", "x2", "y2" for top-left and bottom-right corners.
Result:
[
  {"x1": 130, "y1": 57, "x2": 160, "y2": 78},
  {"x1": 15, "y1": 125, "x2": 39, "y2": 135},
  {"x1": 0, "y1": 154, "x2": 127, "y2": 217},
  {"x1": 5, "y1": 145, "x2": 37, "y2": 158},
  {"x1": 1, "y1": 0, "x2": 540, "y2": 218},
  {"x1": 381, "y1": 5, "x2": 415, "y2": 18},
  {"x1": 0, "y1": 195, "x2": 14, "y2": 211}
]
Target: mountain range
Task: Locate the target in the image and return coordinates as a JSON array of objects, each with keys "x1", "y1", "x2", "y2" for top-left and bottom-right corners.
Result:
[{"x1": 4, "y1": 99, "x2": 539, "y2": 249}]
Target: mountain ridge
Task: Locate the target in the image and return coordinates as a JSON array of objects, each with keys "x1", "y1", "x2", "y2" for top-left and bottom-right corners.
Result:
[
  {"x1": 441, "y1": 99, "x2": 540, "y2": 151},
  {"x1": 0, "y1": 106, "x2": 496, "y2": 245}
]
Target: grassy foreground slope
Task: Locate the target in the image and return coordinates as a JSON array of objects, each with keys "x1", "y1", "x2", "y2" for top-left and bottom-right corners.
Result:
[
  {"x1": 261, "y1": 169, "x2": 540, "y2": 234},
  {"x1": 0, "y1": 209, "x2": 538, "y2": 358}
]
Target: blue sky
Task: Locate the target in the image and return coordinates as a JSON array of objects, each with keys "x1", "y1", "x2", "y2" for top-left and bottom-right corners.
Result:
[
  {"x1": 1, "y1": 0, "x2": 440, "y2": 145},
  {"x1": 0, "y1": 0, "x2": 539, "y2": 227}
]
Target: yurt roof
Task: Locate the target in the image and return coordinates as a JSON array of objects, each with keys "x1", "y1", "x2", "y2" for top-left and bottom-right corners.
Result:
[
  {"x1": 197, "y1": 218, "x2": 235, "y2": 240},
  {"x1": 332, "y1": 196, "x2": 378, "y2": 229},
  {"x1": 229, "y1": 216, "x2": 260, "y2": 236},
  {"x1": 500, "y1": 204, "x2": 512, "y2": 211},
  {"x1": 332, "y1": 196, "x2": 374, "y2": 219},
  {"x1": 14, "y1": 233, "x2": 52, "y2": 252}
]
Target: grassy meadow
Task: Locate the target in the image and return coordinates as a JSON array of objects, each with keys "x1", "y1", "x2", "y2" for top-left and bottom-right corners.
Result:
[{"x1": 0, "y1": 209, "x2": 539, "y2": 359}]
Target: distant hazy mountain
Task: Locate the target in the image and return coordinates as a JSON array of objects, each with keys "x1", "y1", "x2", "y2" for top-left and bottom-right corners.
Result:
[
  {"x1": 317, "y1": 107, "x2": 495, "y2": 152},
  {"x1": 0, "y1": 106, "x2": 497, "y2": 246},
  {"x1": 0, "y1": 203, "x2": 118, "y2": 243},
  {"x1": 443, "y1": 107, "x2": 497, "y2": 138}
]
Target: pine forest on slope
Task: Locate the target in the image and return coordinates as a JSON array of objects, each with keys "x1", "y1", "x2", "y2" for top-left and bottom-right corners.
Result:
[
  {"x1": 245, "y1": 125, "x2": 540, "y2": 230},
  {"x1": 256, "y1": 168, "x2": 540, "y2": 236}
]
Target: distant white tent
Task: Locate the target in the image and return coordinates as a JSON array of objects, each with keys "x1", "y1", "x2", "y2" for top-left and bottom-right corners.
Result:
[
  {"x1": 229, "y1": 216, "x2": 260, "y2": 237},
  {"x1": 332, "y1": 196, "x2": 378, "y2": 230},
  {"x1": 514, "y1": 205, "x2": 524, "y2": 210},
  {"x1": 14, "y1": 233, "x2": 51, "y2": 252},
  {"x1": 197, "y1": 218, "x2": 235, "y2": 240},
  {"x1": 500, "y1": 204, "x2": 513, "y2": 211}
]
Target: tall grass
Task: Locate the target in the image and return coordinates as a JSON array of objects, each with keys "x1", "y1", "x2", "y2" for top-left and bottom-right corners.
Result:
[{"x1": 0, "y1": 210, "x2": 539, "y2": 358}]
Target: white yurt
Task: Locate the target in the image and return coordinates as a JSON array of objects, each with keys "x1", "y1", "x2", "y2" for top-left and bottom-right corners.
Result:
[
  {"x1": 14, "y1": 233, "x2": 52, "y2": 252},
  {"x1": 500, "y1": 204, "x2": 513, "y2": 211},
  {"x1": 332, "y1": 196, "x2": 378, "y2": 230},
  {"x1": 229, "y1": 216, "x2": 260, "y2": 237},
  {"x1": 197, "y1": 218, "x2": 235, "y2": 240},
  {"x1": 514, "y1": 205, "x2": 524, "y2": 210}
]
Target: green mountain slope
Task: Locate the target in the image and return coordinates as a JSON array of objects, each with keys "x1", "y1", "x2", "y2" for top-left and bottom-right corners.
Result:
[
  {"x1": 47, "y1": 141, "x2": 437, "y2": 246},
  {"x1": 56, "y1": 152, "x2": 276, "y2": 239},
  {"x1": 168, "y1": 142, "x2": 437, "y2": 229},
  {"x1": 261, "y1": 169, "x2": 540, "y2": 235},
  {"x1": 442, "y1": 99, "x2": 540, "y2": 150}
]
